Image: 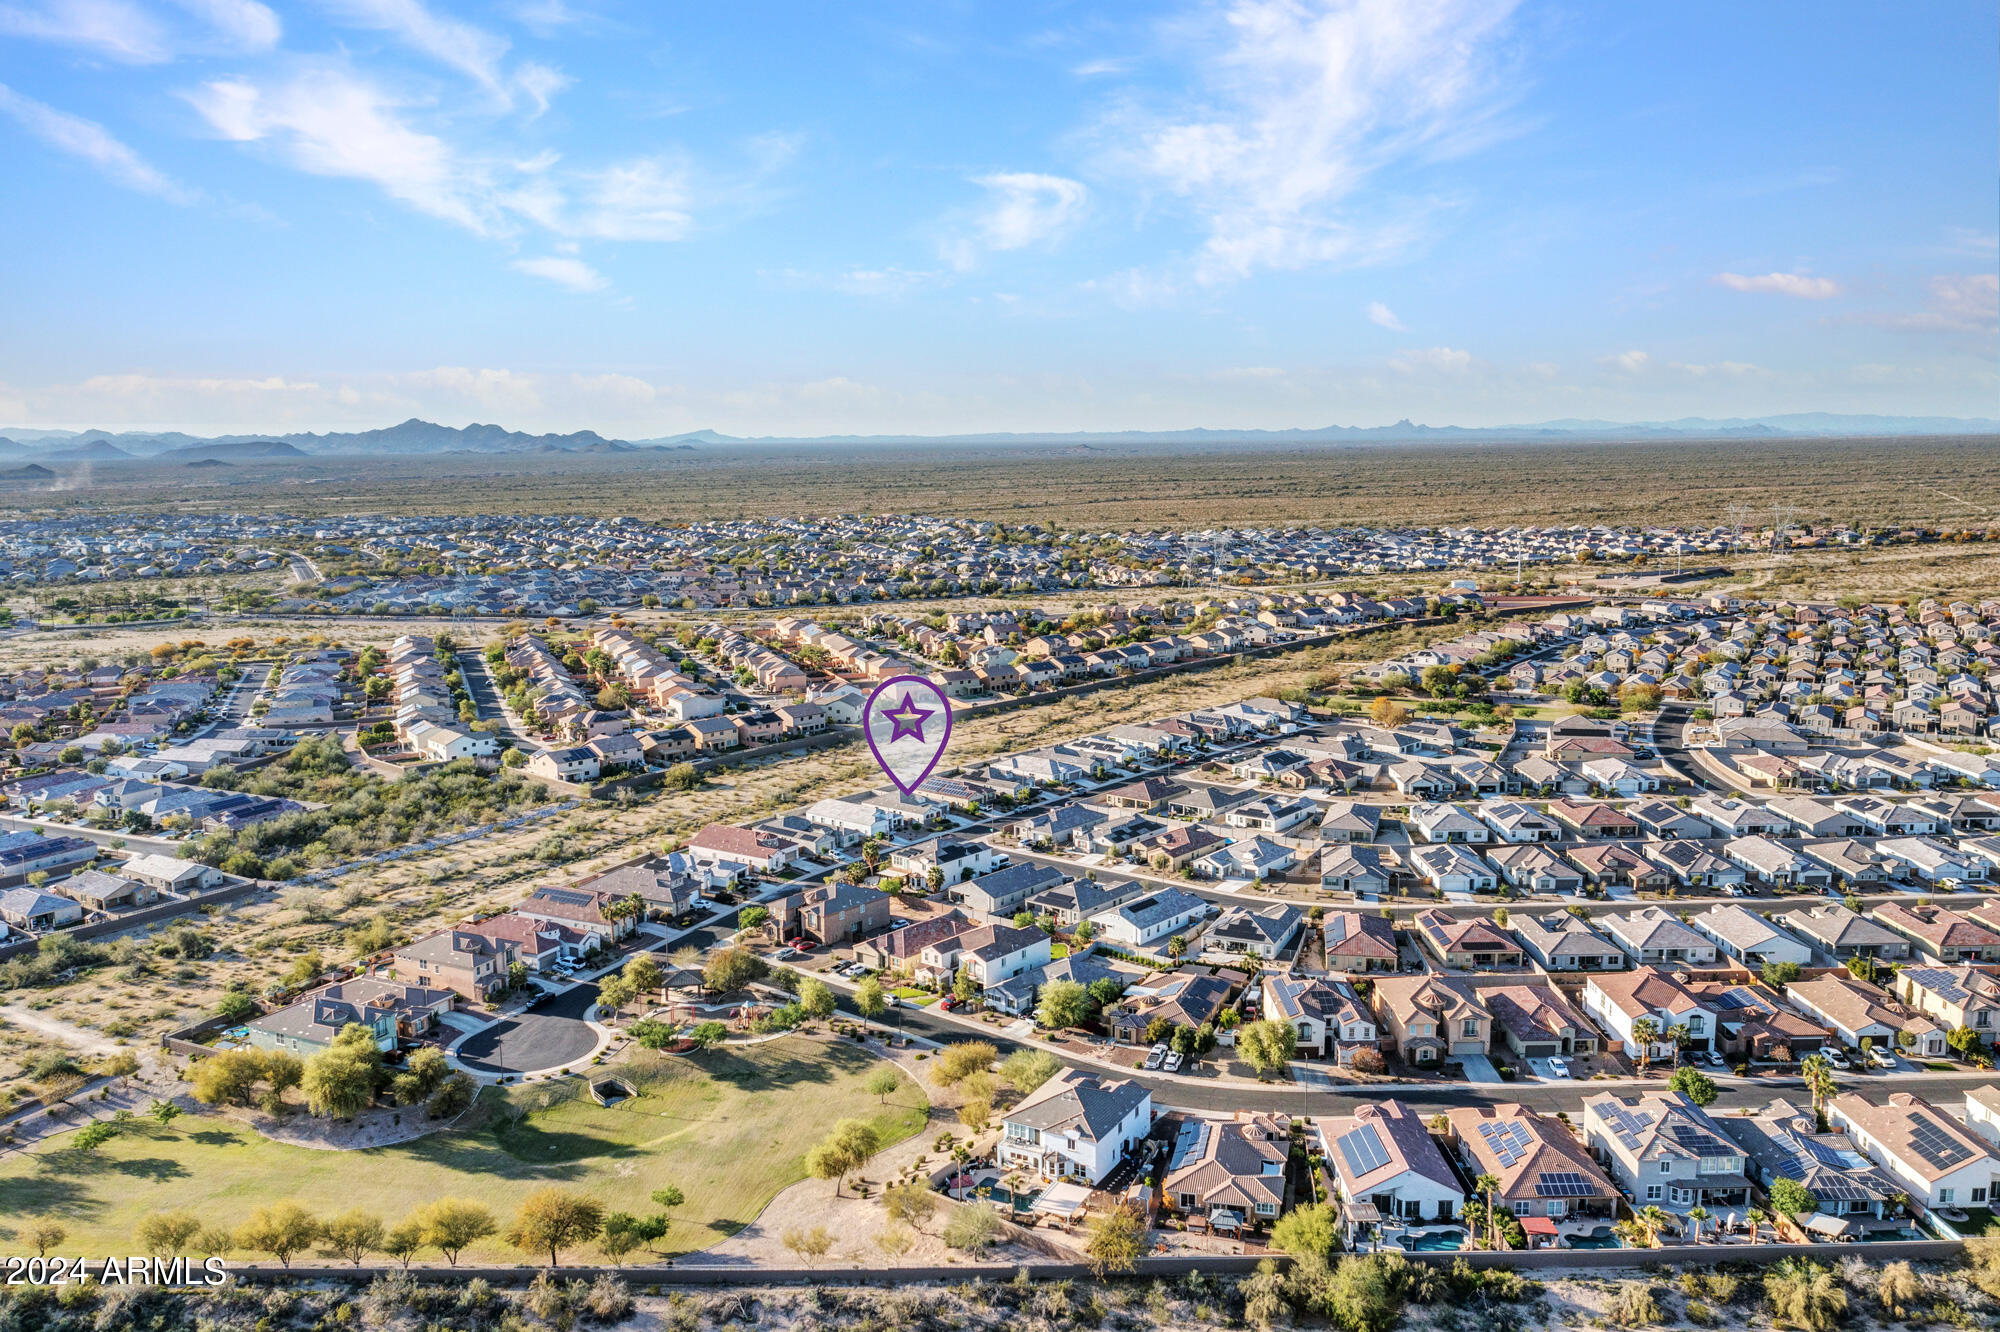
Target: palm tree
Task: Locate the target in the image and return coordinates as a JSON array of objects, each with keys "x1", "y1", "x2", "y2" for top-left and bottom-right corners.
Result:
[
  {"x1": 1687, "y1": 1205, "x2": 1710, "y2": 1242},
  {"x1": 1473, "y1": 1172, "x2": 1502, "y2": 1249},
  {"x1": 1631, "y1": 1017, "x2": 1660, "y2": 1073},
  {"x1": 1800, "y1": 1053, "x2": 1837, "y2": 1127},
  {"x1": 1667, "y1": 1022, "x2": 1691, "y2": 1067},
  {"x1": 1636, "y1": 1205, "x2": 1674, "y2": 1248}
]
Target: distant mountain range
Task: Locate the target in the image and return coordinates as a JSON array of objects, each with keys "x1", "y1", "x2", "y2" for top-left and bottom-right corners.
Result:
[{"x1": 0, "y1": 412, "x2": 1991, "y2": 459}]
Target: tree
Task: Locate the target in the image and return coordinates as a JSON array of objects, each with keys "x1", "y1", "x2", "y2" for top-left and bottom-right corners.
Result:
[
  {"x1": 1242, "y1": 1257, "x2": 1290, "y2": 1331},
  {"x1": 1237, "y1": 1018, "x2": 1297, "y2": 1080},
  {"x1": 24, "y1": 1219, "x2": 67, "y2": 1257},
  {"x1": 865, "y1": 1067, "x2": 901, "y2": 1103},
  {"x1": 952, "y1": 967, "x2": 979, "y2": 1004},
  {"x1": 191, "y1": 1048, "x2": 266, "y2": 1107},
  {"x1": 1947, "y1": 1025, "x2": 1985, "y2": 1059},
  {"x1": 703, "y1": 946, "x2": 768, "y2": 995},
  {"x1": 934, "y1": 1040, "x2": 998, "y2": 1085},
  {"x1": 301, "y1": 1041, "x2": 377, "y2": 1119},
  {"x1": 506, "y1": 1187, "x2": 605, "y2": 1268},
  {"x1": 1760, "y1": 959, "x2": 1803, "y2": 988},
  {"x1": 598, "y1": 1213, "x2": 645, "y2": 1265},
  {"x1": 1000, "y1": 1048, "x2": 1061, "y2": 1093},
  {"x1": 1800, "y1": 1053, "x2": 1838, "y2": 1122},
  {"x1": 629, "y1": 1017, "x2": 679, "y2": 1049},
  {"x1": 1630, "y1": 1016, "x2": 1660, "y2": 1072},
  {"x1": 414, "y1": 1197, "x2": 497, "y2": 1266},
  {"x1": 235, "y1": 1202, "x2": 321, "y2": 1267},
  {"x1": 882, "y1": 1178, "x2": 938, "y2": 1231},
  {"x1": 957, "y1": 1072, "x2": 995, "y2": 1130},
  {"x1": 1270, "y1": 1202, "x2": 1338, "y2": 1272},
  {"x1": 1369, "y1": 696, "x2": 1412, "y2": 728},
  {"x1": 1669, "y1": 1065, "x2": 1719, "y2": 1106},
  {"x1": 798, "y1": 976, "x2": 837, "y2": 1023},
  {"x1": 148, "y1": 1098, "x2": 182, "y2": 1128},
  {"x1": 382, "y1": 1219, "x2": 426, "y2": 1268},
  {"x1": 1763, "y1": 1258, "x2": 1848, "y2": 1332},
  {"x1": 319, "y1": 1209, "x2": 385, "y2": 1266},
  {"x1": 1165, "y1": 934, "x2": 1189, "y2": 962},
  {"x1": 782, "y1": 1224, "x2": 835, "y2": 1267},
  {"x1": 216, "y1": 990, "x2": 257, "y2": 1022},
  {"x1": 1320, "y1": 1254, "x2": 1408, "y2": 1332},
  {"x1": 1085, "y1": 1200, "x2": 1145, "y2": 1277},
  {"x1": 136, "y1": 1210, "x2": 201, "y2": 1255},
  {"x1": 623, "y1": 952, "x2": 663, "y2": 996},
  {"x1": 1685, "y1": 1205, "x2": 1710, "y2": 1241},
  {"x1": 1766, "y1": 1176, "x2": 1816, "y2": 1219},
  {"x1": 1035, "y1": 979, "x2": 1094, "y2": 1030},
  {"x1": 1473, "y1": 1173, "x2": 1502, "y2": 1249},
  {"x1": 875, "y1": 1224, "x2": 915, "y2": 1264},
  {"x1": 942, "y1": 1203, "x2": 1002, "y2": 1254},
  {"x1": 1876, "y1": 1260, "x2": 1920, "y2": 1318},
  {"x1": 688, "y1": 1020, "x2": 729, "y2": 1051},
  {"x1": 854, "y1": 976, "x2": 887, "y2": 1020}
]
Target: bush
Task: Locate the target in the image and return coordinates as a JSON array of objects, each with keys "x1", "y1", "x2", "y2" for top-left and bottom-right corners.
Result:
[{"x1": 933, "y1": 1040, "x2": 998, "y2": 1086}]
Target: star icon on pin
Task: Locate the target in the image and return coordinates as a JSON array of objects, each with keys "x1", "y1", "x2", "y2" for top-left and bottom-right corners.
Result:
[{"x1": 882, "y1": 691, "x2": 935, "y2": 743}]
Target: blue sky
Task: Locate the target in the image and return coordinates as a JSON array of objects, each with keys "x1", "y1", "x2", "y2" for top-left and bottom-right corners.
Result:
[{"x1": 0, "y1": 0, "x2": 1993, "y2": 436}]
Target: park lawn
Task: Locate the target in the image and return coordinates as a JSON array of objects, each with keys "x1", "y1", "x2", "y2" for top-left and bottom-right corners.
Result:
[{"x1": 0, "y1": 1036, "x2": 925, "y2": 1264}]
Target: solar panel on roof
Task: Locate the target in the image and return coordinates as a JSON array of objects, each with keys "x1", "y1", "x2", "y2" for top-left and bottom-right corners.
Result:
[
  {"x1": 1337, "y1": 1124, "x2": 1390, "y2": 1178},
  {"x1": 1533, "y1": 1171, "x2": 1598, "y2": 1197},
  {"x1": 1906, "y1": 1114, "x2": 1973, "y2": 1171}
]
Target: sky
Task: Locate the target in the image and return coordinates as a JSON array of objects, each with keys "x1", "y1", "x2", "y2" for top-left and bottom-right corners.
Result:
[{"x1": 0, "y1": 0, "x2": 1994, "y2": 437}]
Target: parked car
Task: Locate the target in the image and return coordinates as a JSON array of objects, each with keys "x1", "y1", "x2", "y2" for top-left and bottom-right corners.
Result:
[
  {"x1": 884, "y1": 993, "x2": 900, "y2": 1008},
  {"x1": 787, "y1": 937, "x2": 815, "y2": 951},
  {"x1": 939, "y1": 996, "x2": 958, "y2": 1011},
  {"x1": 1822, "y1": 1048, "x2": 1852, "y2": 1070},
  {"x1": 1701, "y1": 1050, "x2": 1726, "y2": 1069},
  {"x1": 1143, "y1": 1043, "x2": 1169, "y2": 1071},
  {"x1": 1545, "y1": 1056, "x2": 1571, "y2": 1079},
  {"x1": 1162, "y1": 1051, "x2": 1184, "y2": 1073},
  {"x1": 1865, "y1": 1045, "x2": 1896, "y2": 1069}
]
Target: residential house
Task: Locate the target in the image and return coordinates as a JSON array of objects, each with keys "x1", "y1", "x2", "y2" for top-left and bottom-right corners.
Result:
[
  {"x1": 1414, "y1": 909, "x2": 1523, "y2": 970},
  {"x1": 1484, "y1": 984, "x2": 1601, "y2": 1060},
  {"x1": 1687, "y1": 905, "x2": 1813, "y2": 969},
  {"x1": 1720, "y1": 1098, "x2": 1904, "y2": 1234},
  {"x1": 1204, "y1": 903, "x2": 1303, "y2": 961},
  {"x1": 1784, "y1": 974, "x2": 1946, "y2": 1059},
  {"x1": 1599, "y1": 907, "x2": 1719, "y2": 967},
  {"x1": 1582, "y1": 969, "x2": 1718, "y2": 1060},
  {"x1": 1511, "y1": 912, "x2": 1623, "y2": 971},
  {"x1": 951, "y1": 863, "x2": 1067, "y2": 921},
  {"x1": 1828, "y1": 1092, "x2": 2000, "y2": 1211},
  {"x1": 1584, "y1": 1090, "x2": 1752, "y2": 1215},
  {"x1": 1263, "y1": 974, "x2": 1379, "y2": 1062},
  {"x1": 1321, "y1": 1100, "x2": 1465, "y2": 1225},
  {"x1": 1486, "y1": 844, "x2": 1584, "y2": 896},
  {"x1": 1893, "y1": 966, "x2": 2000, "y2": 1042},
  {"x1": 1092, "y1": 888, "x2": 1209, "y2": 950},
  {"x1": 1448, "y1": 1103, "x2": 1619, "y2": 1222},
  {"x1": 999, "y1": 1069, "x2": 1154, "y2": 1184},
  {"x1": 1874, "y1": 903, "x2": 2000, "y2": 964},
  {"x1": 772, "y1": 881, "x2": 892, "y2": 945},
  {"x1": 1321, "y1": 910, "x2": 1401, "y2": 974},
  {"x1": 246, "y1": 978, "x2": 454, "y2": 1058},
  {"x1": 388, "y1": 929, "x2": 517, "y2": 1002},
  {"x1": 1370, "y1": 975, "x2": 1491, "y2": 1065},
  {"x1": 1162, "y1": 1113, "x2": 1292, "y2": 1231},
  {"x1": 1779, "y1": 904, "x2": 1912, "y2": 964}
]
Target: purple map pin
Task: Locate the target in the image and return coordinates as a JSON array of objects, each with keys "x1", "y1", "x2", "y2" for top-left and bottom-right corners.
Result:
[{"x1": 862, "y1": 674, "x2": 953, "y2": 796}]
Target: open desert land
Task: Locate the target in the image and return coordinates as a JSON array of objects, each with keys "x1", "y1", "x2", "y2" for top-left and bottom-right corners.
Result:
[{"x1": 5, "y1": 435, "x2": 1998, "y2": 531}]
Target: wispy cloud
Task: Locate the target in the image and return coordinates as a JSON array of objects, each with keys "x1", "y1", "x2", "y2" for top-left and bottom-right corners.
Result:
[
  {"x1": 0, "y1": 0, "x2": 171, "y2": 63},
  {"x1": 186, "y1": 65, "x2": 492, "y2": 232},
  {"x1": 1113, "y1": 0, "x2": 1524, "y2": 282},
  {"x1": 173, "y1": 0, "x2": 279, "y2": 51},
  {"x1": 1869, "y1": 273, "x2": 1999, "y2": 335},
  {"x1": 945, "y1": 171, "x2": 1089, "y2": 268},
  {"x1": 0, "y1": 82, "x2": 198, "y2": 203},
  {"x1": 512, "y1": 254, "x2": 605, "y2": 292},
  {"x1": 1366, "y1": 300, "x2": 1405, "y2": 330},
  {"x1": 1601, "y1": 349, "x2": 1649, "y2": 373},
  {"x1": 1715, "y1": 271, "x2": 1841, "y2": 299},
  {"x1": 322, "y1": 0, "x2": 567, "y2": 112},
  {"x1": 1389, "y1": 345, "x2": 1471, "y2": 374}
]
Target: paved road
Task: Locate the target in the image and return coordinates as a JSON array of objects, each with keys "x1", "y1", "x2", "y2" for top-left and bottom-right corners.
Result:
[
  {"x1": 454, "y1": 980, "x2": 601, "y2": 1074},
  {"x1": 842, "y1": 991, "x2": 1998, "y2": 1115},
  {"x1": 461, "y1": 651, "x2": 544, "y2": 754}
]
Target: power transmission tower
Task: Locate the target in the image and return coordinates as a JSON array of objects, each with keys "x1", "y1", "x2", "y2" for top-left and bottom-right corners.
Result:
[
  {"x1": 1771, "y1": 504, "x2": 1799, "y2": 553},
  {"x1": 1724, "y1": 504, "x2": 1750, "y2": 554}
]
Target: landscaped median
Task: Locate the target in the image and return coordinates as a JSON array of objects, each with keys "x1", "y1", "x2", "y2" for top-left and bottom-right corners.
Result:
[{"x1": 0, "y1": 1036, "x2": 926, "y2": 1266}]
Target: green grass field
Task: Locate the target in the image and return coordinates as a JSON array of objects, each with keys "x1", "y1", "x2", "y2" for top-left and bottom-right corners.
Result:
[{"x1": 0, "y1": 1038, "x2": 926, "y2": 1263}]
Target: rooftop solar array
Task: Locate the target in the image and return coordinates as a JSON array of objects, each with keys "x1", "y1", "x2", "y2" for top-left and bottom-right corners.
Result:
[
  {"x1": 1477, "y1": 1119, "x2": 1534, "y2": 1167},
  {"x1": 1533, "y1": 1170, "x2": 1600, "y2": 1198},
  {"x1": 1337, "y1": 1124, "x2": 1390, "y2": 1178},
  {"x1": 1907, "y1": 1113, "x2": 1975, "y2": 1171}
]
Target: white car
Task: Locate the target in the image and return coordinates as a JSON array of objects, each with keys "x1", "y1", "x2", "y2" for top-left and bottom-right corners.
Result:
[
  {"x1": 883, "y1": 993, "x2": 900, "y2": 1008},
  {"x1": 1545, "y1": 1056, "x2": 1572, "y2": 1080},
  {"x1": 1162, "y1": 1051, "x2": 1184, "y2": 1073},
  {"x1": 1143, "y1": 1043, "x2": 1170, "y2": 1071},
  {"x1": 1822, "y1": 1048, "x2": 1852, "y2": 1070}
]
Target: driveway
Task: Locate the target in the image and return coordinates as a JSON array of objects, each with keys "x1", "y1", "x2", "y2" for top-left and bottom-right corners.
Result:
[
  {"x1": 1455, "y1": 1053, "x2": 1504, "y2": 1084},
  {"x1": 452, "y1": 981, "x2": 601, "y2": 1075}
]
